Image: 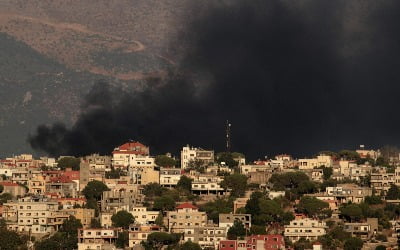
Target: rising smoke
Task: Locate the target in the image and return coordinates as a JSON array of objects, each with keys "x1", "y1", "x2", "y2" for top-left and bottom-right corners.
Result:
[{"x1": 28, "y1": 0, "x2": 400, "y2": 159}]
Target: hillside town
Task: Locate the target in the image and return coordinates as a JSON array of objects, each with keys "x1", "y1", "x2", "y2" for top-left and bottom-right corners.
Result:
[{"x1": 0, "y1": 142, "x2": 399, "y2": 250}]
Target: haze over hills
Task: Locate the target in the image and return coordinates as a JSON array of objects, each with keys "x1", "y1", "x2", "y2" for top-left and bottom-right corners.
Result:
[{"x1": 0, "y1": 0, "x2": 207, "y2": 157}]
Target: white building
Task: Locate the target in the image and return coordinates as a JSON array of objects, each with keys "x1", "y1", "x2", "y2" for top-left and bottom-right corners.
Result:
[
  {"x1": 284, "y1": 218, "x2": 327, "y2": 242},
  {"x1": 128, "y1": 207, "x2": 159, "y2": 225},
  {"x1": 298, "y1": 155, "x2": 333, "y2": 170},
  {"x1": 180, "y1": 145, "x2": 214, "y2": 169},
  {"x1": 159, "y1": 168, "x2": 182, "y2": 187}
]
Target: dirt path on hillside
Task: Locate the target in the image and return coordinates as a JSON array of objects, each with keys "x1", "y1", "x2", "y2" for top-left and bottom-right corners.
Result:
[{"x1": 0, "y1": 12, "x2": 145, "y2": 51}]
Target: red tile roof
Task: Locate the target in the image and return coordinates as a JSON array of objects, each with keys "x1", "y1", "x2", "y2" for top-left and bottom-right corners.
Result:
[
  {"x1": 0, "y1": 182, "x2": 19, "y2": 187},
  {"x1": 176, "y1": 203, "x2": 198, "y2": 210}
]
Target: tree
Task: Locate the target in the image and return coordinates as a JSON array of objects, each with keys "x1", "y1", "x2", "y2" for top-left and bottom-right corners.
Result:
[
  {"x1": 82, "y1": 180, "x2": 110, "y2": 200},
  {"x1": 176, "y1": 241, "x2": 202, "y2": 250},
  {"x1": 297, "y1": 196, "x2": 331, "y2": 218},
  {"x1": 105, "y1": 167, "x2": 123, "y2": 179},
  {"x1": 269, "y1": 172, "x2": 310, "y2": 191},
  {"x1": 57, "y1": 156, "x2": 80, "y2": 170},
  {"x1": 217, "y1": 152, "x2": 239, "y2": 168},
  {"x1": 142, "y1": 183, "x2": 166, "y2": 199},
  {"x1": 322, "y1": 166, "x2": 333, "y2": 180},
  {"x1": 344, "y1": 237, "x2": 363, "y2": 250},
  {"x1": 155, "y1": 211, "x2": 164, "y2": 226},
  {"x1": 155, "y1": 155, "x2": 177, "y2": 167},
  {"x1": 250, "y1": 225, "x2": 267, "y2": 235},
  {"x1": 0, "y1": 227, "x2": 27, "y2": 250},
  {"x1": 338, "y1": 150, "x2": 360, "y2": 161},
  {"x1": 111, "y1": 210, "x2": 134, "y2": 229},
  {"x1": 177, "y1": 175, "x2": 193, "y2": 192},
  {"x1": 0, "y1": 192, "x2": 12, "y2": 204},
  {"x1": 0, "y1": 184, "x2": 3, "y2": 193},
  {"x1": 200, "y1": 198, "x2": 233, "y2": 223},
  {"x1": 153, "y1": 196, "x2": 176, "y2": 211},
  {"x1": 116, "y1": 231, "x2": 129, "y2": 248},
  {"x1": 90, "y1": 218, "x2": 102, "y2": 228},
  {"x1": 340, "y1": 204, "x2": 363, "y2": 222},
  {"x1": 386, "y1": 184, "x2": 400, "y2": 200},
  {"x1": 376, "y1": 245, "x2": 386, "y2": 250},
  {"x1": 365, "y1": 195, "x2": 383, "y2": 204},
  {"x1": 60, "y1": 215, "x2": 82, "y2": 235},
  {"x1": 221, "y1": 173, "x2": 248, "y2": 197},
  {"x1": 145, "y1": 232, "x2": 181, "y2": 250},
  {"x1": 227, "y1": 220, "x2": 246, "y2": 240},
  {"x1": 245, "y1": 191, "x2": 264, "y2": 216}
]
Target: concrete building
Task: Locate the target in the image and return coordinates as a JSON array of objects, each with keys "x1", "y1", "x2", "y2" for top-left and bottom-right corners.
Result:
[
  {"x1": 344, "y1": 218, "x2": 378, "y2": 239},
  {"x1": 184, "y1": 226, "x2": 227, "y2": 249},
  {"x1": 83, "y1": 154, "x2": 112, "y2": 172},
  {"x1": 284, "y1": 218, "x2": 327, "y2": 242},
  {"x1": 64, "y1": 208, "x2": 95, "y2": 228},
  {"x1": 219, "y1": 213, "x2": 251, "y2": 229},
  {"x1": 3, "y1": 197, "x2": 69, "y2": 235},
  {"x1": 112, "y1": 141, "x2": 150, "y2": 167},
  {"x1": 307, "y1": 184, "x2": 372, "y2": 204},
  {"x1": 128, "y1": 224, "x2": 162, "y2": 248},
  {"x1": 78, "y1": 228, "x2": 119, "y2": 250},
  {"x1": 219, "y1": 235, "x2": 285, "y2": 250},
  {"x1": 371, "y1": 170, "x2": 396, "y2": 195},
  {"x1": 159, "y1": 168, "x2": 181, "y2": 187},
  {"x1": 128, "y1": 206, "x2": 159, "y2": 225},
  {"x1": 167, "y1": 203, "x2": 207, "y2": 233},
  {"x1": 129, "y1": 166, "x2": 159, "y2": 185},
  {"x1": 100, "y1": 188, "x2": 143, "y2": 212},
  {"x1": 298, "y1": 155, "x2": 333, "y2": 170},
  {"x1": 0, "y1": 181, "x2": 27, "y2": 197},
  {"x1": 191, "y1": 175, "x2": 226, "y2": 196},
  {"x1": 181, "y1": 145, "x2": 214, "y2": 169}
]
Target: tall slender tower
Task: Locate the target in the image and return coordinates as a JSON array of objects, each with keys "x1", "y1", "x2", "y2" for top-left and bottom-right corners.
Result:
[{"x1": 226, "y1": 120, "x2": 231, "y2": 152}]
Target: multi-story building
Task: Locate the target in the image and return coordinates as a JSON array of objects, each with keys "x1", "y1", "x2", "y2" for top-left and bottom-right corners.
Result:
[
  {"x1": 100, "y1": 189, "x2": 143, "y2": 212},
  {"x1": 128, "y1": 206, "x2": 159, "y2": 225},
  {"x1": 28, "y1": 175, "x2": 46, "y2": 195},
  {"x1": 371, "y1": 170, "x2": 396, "y2": 195},
  {"x1": 284, "y1": 218, "x2": 327, "y2": 242},
  {"x1": 100, "y1": 212, "x2": 113, "y2": 228},
  {"x1": 45, "y1": 176, "x2": 78, "y2": 198},
  {"x1": 184, "y1": 226, "x2": 227, "y2": 249},
  {"x1": 349, "y1": 164, "x2": 372, "y2": 182},
  {"x1": 344, "y1": 218, "x2": 378, "y2": 239},
  {"x1": 191, "y1": 175, "x2": 226, "y2": 196},
  {"x1": 307, "y1": 184, "x2": 372, "y2": 204},
  {"x1": 219, "y1": 235, "x2": 285, "y2": 250},
  {"x1": 180, "y1": 145, "x2": 214, "y2": 169},
  {"x1": 64, "y1": 208, "x2": 95, "y2": 228},
  {"x1": 3, "y1": 197, "x2": 69, "y2": 235},
  {"x1": 167, "y1": 203, "x2": 207, "y2": 233},
  {"x1": 128, "y1": 224, "x2": 162, "y2": 248},
  {"x1": 77, "y1": 228, "x2": 119, "y2": 250},
  {"x1": 112, "y1": 141, "x2": 150, "y2": 167},
  {"x1": 298, "y1": 155, "x2": 333, "y2": 170},
  {"x1": 0, "y1": 181, "x2": 27, "y2": 197},
  {"x1": 82, "y1": 154, "x2": 112, "y2": 172},
  {"x1": 129, "y1": 166, "x2": 159, "y2": 185},
  {"x1": 219, "y1": 213, "x2": 251, "y2": 229},
  {"x1": 159, "y1": 168, "x2": 181, "y2": 187}
]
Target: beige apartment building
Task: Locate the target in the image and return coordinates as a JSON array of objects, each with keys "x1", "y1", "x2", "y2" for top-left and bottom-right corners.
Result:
[
  {"x1": 284, "y1": 218, "x2": 327, "y2": 242},
  {"x1": 184, "y1": 226, "x2": 227, "y2": 249},
  {"x1": 308, "y1": 183, "x2": 372, "y2": 204},
  {"x1": 64, "y1": 208, "x2": 95, "y2": 228},
  {"x1": 181, "y1": 145, "x2": 214, "y2": 169},
  {"x1": 371, "y1": 169, "x2": 397, "y2": 195},
  {"x1": 128, "y1": 206, "x2": 159, "y2": 225},
  {"x1": 298, "y1": 155, "x2": 333, "y2": 170},
  {"x1": 344, "y1": 218, "x2": 378, "y2": 239},
  {"x1": 167, "y1": 203, "x2": 207, "y2": 233},
  {"x1": 3, "y1": 197, "x2": 69, "y2": 235},
  {"x1": 128, "y1": 224, "x2": 162, "y2": 248},
  {"x1": 78, "y1": 228, "x2": 119, "y2": 250},
  {"x1": 219, "y1": 213, "x2": 251, "y2": 229}
]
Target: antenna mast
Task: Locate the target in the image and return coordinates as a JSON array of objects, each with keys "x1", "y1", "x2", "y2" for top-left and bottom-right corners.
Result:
[{"x1": 226, "y1": 120, "x2": 231, "y2": 152}]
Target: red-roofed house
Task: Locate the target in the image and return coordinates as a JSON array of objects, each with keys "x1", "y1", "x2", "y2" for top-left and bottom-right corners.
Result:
[
  {"x1": 112, "y1": 141, "x2": 154, "y2": 168},
  {"x1": 167, "y1": 203, "x2": 206, "y2": 233}
]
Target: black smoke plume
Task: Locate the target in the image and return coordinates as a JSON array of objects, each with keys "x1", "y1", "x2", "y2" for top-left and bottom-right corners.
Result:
[{"x1": 28, "y1": 0, "x2": 400, "y2": 159}]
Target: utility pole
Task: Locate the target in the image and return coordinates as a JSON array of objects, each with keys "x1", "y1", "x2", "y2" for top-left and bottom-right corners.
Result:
[{"x1": 226, "y1": 120, "x2": 231, "y2": 152}]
